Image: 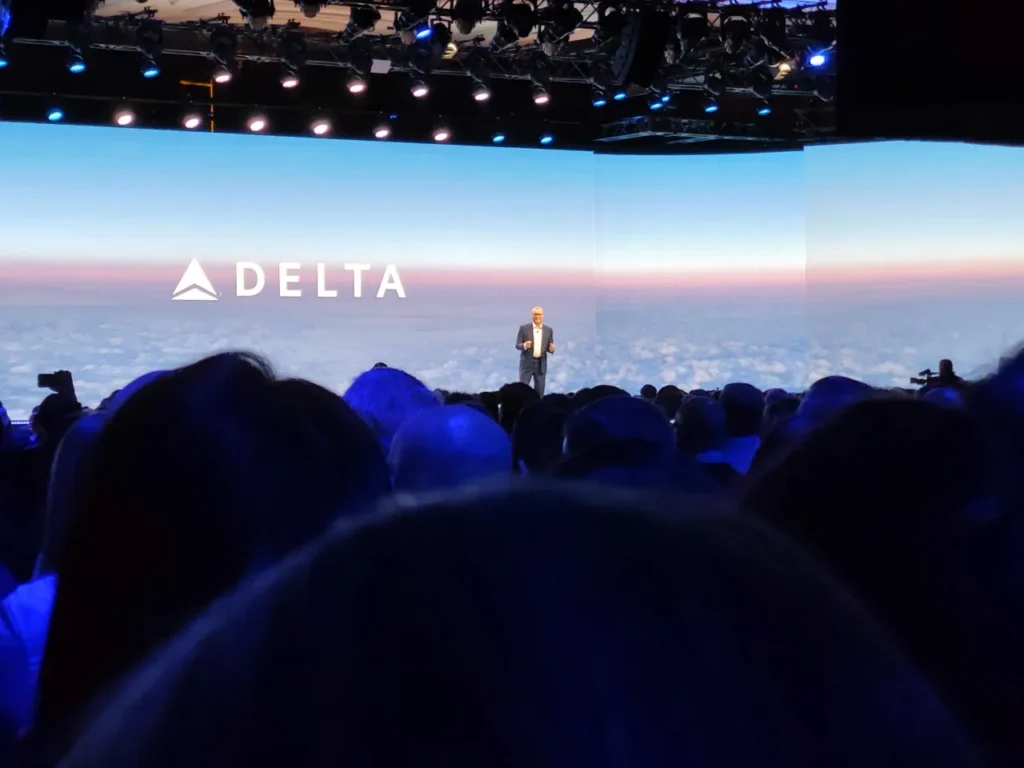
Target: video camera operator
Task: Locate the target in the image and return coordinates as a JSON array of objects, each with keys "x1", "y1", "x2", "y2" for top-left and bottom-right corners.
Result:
[{"x1": 910, "y1": 359, "x2": 965, "y2": 393}]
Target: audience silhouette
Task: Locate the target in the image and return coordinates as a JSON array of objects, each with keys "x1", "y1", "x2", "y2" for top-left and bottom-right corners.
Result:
[{"x1": 0, "y1": 347, "x2": 1021, "y2": 767}]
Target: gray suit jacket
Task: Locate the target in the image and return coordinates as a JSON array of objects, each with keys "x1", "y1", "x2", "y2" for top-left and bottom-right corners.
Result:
[{"x1": 516, "y1": 324, "x2": 555, "y2": 376}]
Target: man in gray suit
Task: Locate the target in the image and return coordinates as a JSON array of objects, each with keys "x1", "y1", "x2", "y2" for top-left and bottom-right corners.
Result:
[{"x1": 515, "y1": 306, "x2": 555, "y2": 396}]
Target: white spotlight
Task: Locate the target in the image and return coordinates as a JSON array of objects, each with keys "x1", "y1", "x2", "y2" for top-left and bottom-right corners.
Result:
[
  {"x1": 281, "y1": 73, "x2": 300, "y2": 89},
  {"x1": 347, "y1": 75, "x2": 367, "y2": 94},
  {"x1": 432, "y1": 126, "x2": 451, "y2": 142},
  {"x1": 311, "y1": 119, "x2": 331, "y2": 136},
  {"x1": 247, "y1": 116, "x2": 267, "y2": 132},
  {"x1": 373, "y1": 124, "x2": 392, "y2": 139},
  {"x1": 183, "y1": 114, "x2": 203, "y2": 129},
  {"x1": 213, "y1": 66, "x2": 233, "y2": 84},
  {"x1": 115, "y1": 109, "x2": 135, "y2": 126},
  {"x1": 411, "y1": 80, "x2": 429, "y2": 98},
  {"x1": 472, "y1": 84, "x2": 491, "y2": 102}
]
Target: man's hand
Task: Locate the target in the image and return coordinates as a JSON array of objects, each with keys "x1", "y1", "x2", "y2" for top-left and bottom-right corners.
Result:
[
  {"x1": 548, "y1": 342, "x2": 556, "y2": 353},
  {"x1": 523, "y1": 341, "x2": 532, "y2": 350}
]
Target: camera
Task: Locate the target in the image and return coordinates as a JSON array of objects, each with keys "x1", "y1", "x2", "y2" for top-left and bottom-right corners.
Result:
[{"x1": 37, "y1": 370, "x2": 74, "y2": 393}]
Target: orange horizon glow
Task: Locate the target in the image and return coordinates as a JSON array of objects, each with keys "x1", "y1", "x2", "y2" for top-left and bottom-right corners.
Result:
[{"x1": 1, "y1": 259, "x2": 1023, "y2": 293}]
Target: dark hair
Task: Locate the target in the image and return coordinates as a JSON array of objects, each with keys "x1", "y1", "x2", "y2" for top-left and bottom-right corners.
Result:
[
  {"x1": 512, "y1": 400, "x2": 569, "y2": 473},
  {"x1": 497, "y1": 382, "x2": 540, "y2": 433},
  {"x1": 35, "y1": 353, "x2": 384, "y2": 744},
  {"x1": 60, "y1": 484, "x2": 984, "y2": 768},
  {"x1": 640, "y1": 384, "x2": 657, "y2": 400},
  {"x1": 675, "y1": 396, "x2": 727, "y2": 456},
  {"x1": 719, "y1": 383, "x2": 763, "y2": 438},
  {"x1": 654, "y1": 385, "x2": 684, "y2": 420}
]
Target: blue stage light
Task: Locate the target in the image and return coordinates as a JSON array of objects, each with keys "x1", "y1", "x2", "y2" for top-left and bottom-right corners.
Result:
[
  {"x1": 704, "y1": 102, "x2": 719, "y2": 114},
  {"x1": 492, "y1": 132, "x2": 506, "y2": 144},
  {"x1": 612, "y1": 90, "x2": 627, "y2": 101},
  {"x1": 414, "y1": 24, "x2": 431, "y2": 39},
  {"x1": 47, "y1": 108, "x2": 64, "y2": 122},
  {"x1": 660, "y1": 93, "x2": 671, "y2": 103},
  {"x1": 593, "y1": 96, "x2": 607, "y2": 107},
  {"x1": 650, "y1": 100, "x2": 664, "y2": 111},
  {"x1": 142, "y1": 64, "x2": 160, "y2": 78},
  {"x1": 539, "y1": 133, "x2": 553, "y2": 145},
  {"x1": 757, "y1": 103, "x2": 772, "y2": 116},
  {"x1": 808, "y1": 52, "x2": 827, "y2": 67},
  {"x1": 68, "y1": 59, "x2": 86, "y2": 74}
]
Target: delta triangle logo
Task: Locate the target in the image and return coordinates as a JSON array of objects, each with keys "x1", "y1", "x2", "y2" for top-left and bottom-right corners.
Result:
[{"x1": 172, "y1": 258, "x2": 218, "y2": 301}]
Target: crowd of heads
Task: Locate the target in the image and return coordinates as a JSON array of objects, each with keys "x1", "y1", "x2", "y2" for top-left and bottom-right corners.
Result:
[{"x1": 1, "y1": 347, "x2": 1023, "y2": 767}]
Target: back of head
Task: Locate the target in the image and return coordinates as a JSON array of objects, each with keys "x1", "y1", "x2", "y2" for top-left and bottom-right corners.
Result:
[
  {"x1": 63, "y1": 484, "x2": 983, "y2": 768},
  {"x1": 40, "y1": 412, "x2": 108, "y2": 576},
  {"x1": 719, "y1": 382, "x2": 763, "y2": 438},
  {"x1": 343, "y1": 367, "x2": 440, "y2": 456},
  {"x1": 797, "y1": 375, "x2": 876, "y2": 427},
  {"x1": 34, "y1": 393, "x2": 83, "y2": 446},
  {"x1": 390, "y1": 404, "x2": 512, "y2": 493},
  {"x1": 512, "y1": 400, "x2": 569, "y2": 474},
  {"x1": 36, "y1": 352, "x2": 382, "y2": 741},
  {"x1": 675, "y1": 396, "x2": 727, "y2": 456},
  {"x1": 563, "y1": 396, "x2": 674, "y2": 459},
  {"x1": 761, "y1": 396, "x2": 800, "y2": 438},
  {"x1": 654, "y1": 385, "x2": 684, "y2": 420},
  {"x1": 639, "y1": 384, "x2": 657, "y2": 401},
  {"x1": 497, "y1": 382, "x2": 540, "y2": 433},
  {"x1": 568, "y1": 385, "x2": 628, "y2": 413},
  {"x1": 743, "y1": 395, "x2": 1017, "y2": 764}
]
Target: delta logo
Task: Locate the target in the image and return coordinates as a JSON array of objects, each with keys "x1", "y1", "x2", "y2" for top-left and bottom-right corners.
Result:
[{"x1": 171, "y1": 259, "x2": 406, "y2": 300}]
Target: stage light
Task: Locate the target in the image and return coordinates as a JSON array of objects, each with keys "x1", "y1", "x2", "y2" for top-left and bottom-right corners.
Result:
[
  {"x1": 539, "y1": 133, "x2": 553, "y2": 145},
  {"x1": 491, "y1": 131, "x2": 506, "y2": 144},
  {"x1": 347, "y1": 74, "x2": 367, "y2": 94},
  {"x1": 808, "y1": 52, "x2": 827, "y2": 67},
  {"x1": 311, "y1": 118, "x2": 331, "y2": 136},
  {"x1": 0, "y1": 43, "x2": 7, "y2": 69},
  {"x1": 339, "y1": 5, "x2": 381, "y2": 41},
  {"x1": 492, "y1": 2, "x2": 536, "y2": 49},
  {"x1": 247, "y1": 115, "x2": 268, "y2": 132},
  {"x1": 648, "y1": 95, "x2": 664, "y2": 111},
  {"x1": 373, "y1": 123, "x2": 392, "y2": 139},
  {"x1": 67, "y1": 51, "x2": 86, "y2": 74},
  {"x1": 432, "y1": 125, "x2": 451, "y2": 142},
  {"x1": 183, "y1": 114, "x2": 203, "y2": 129},
  {"x1": 702, "y1": 97, "x2": 719, "y2": 114},
  {"x1": 281, "y1": 72, "x2": 300, "y2": 88},
  {"x1": 472, "y1": 83, "x2": 491, "y2": 102},
  {"x1": 592, "y1": 94, "x2": 607, "y2": 108},
  {"x1": 396, "y1": 0, "x2": 434, "y2": 44},
  {"x1": 532, "y1": 85, "x2": 550, "y2": 105},
  {"x1": 411, "y1": 79, "x2": 429, "y2": 98},
  {"x1": 210, "y1": 26, "x2": 237, "y2": 82},
  {"x1": 612, "y1": 89, "x2": 627, "y2": 101},
  {"x1": 756, "y1": 101, "x2": 772, "y2": 116},
  {"x1": 47, "y1": 108, "x2": 64, "y2": 122},
  {"x1": 114, "y1": 109, "x2": 135, "y2": 127},
  {"x1": 137, "y1": 19, "x2": 162, "y2": 79},
  {"x1": 660, "y1": 92, "x2": 671, "y2": 103}
]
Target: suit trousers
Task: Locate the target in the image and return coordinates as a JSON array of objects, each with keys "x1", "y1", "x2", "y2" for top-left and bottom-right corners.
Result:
[{"x1": 520, "y1": 357, "x2": 546, "y2": 396}]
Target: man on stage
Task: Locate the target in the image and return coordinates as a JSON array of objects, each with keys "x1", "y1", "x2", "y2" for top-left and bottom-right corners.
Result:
[{"x1": 515, "y1": 306, "x2": 555, "y2": 396}]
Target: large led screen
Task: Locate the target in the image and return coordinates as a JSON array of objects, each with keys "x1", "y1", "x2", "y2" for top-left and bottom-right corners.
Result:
[{"x1": 2, "y1": 123, "x2": 1024, "y2": 417}]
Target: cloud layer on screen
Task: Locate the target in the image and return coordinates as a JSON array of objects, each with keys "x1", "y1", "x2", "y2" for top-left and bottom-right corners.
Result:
[{"x1": 1, "y1": 123, "x2": 1024, "y2": 417}]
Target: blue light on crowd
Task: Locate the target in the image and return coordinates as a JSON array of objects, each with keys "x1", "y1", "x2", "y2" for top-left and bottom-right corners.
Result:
[
  {"x1": 491, "y1": 132, "x2": 506, "y2": 144},
  {"x1": 612, "y1": 90, "x2": 627, "y2": 101},
  {"x1": 808, "y1": 52, "x2": 827, "y2": 67},
  {"x1": 539, "y1": 133, "x2": 553, "y2": 145},
  {"x1": 47, "y1": 108, "x2": 64, "y2": 122},
  {"x1": 593, "y1": 96, "x2": 607, "y2": 107},
  {"x1": 414, "y1": 25, "x2": 431, "y2": 40}
]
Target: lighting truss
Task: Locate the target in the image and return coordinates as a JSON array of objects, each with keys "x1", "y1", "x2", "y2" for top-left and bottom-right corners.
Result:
[{"x1": 9, "y1": 1, "x2": 835, "y2": 93}]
